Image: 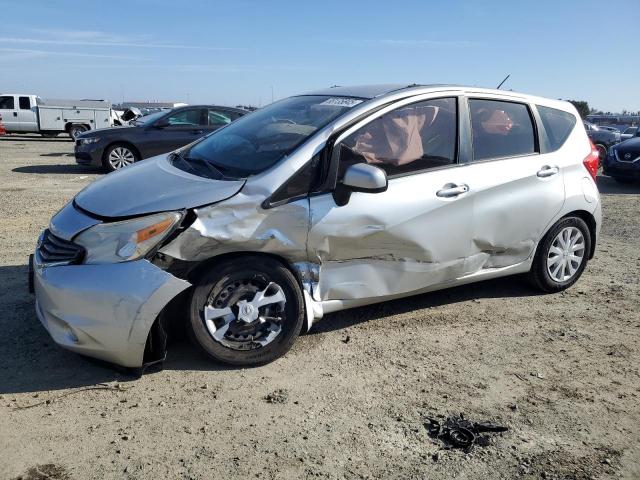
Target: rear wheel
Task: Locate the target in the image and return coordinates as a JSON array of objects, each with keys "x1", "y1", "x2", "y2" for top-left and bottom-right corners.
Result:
[
  {"x1": 188, "y1": 256, "x2": 305, "y2": 366},
  {"x1": 102, "y1": 144, "x2": 139, "y2": 172},
  {"x1": 68, "y1": 124, "x2": 89, "y2": 140},
  {"x1": 528, "y1": 217, "x2": 591, "y2": 293},
  {"x1": 595, "y1": 143, "x2": 607, "y2": 164}
]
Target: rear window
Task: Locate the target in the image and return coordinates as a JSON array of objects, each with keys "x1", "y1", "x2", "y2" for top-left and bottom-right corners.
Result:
[
  {"x1": 538, "y1": 105, "x2": 576, "y2": 151},
  {"x1": 469, "y1": 99, "x2": 536, "y2": 161}
]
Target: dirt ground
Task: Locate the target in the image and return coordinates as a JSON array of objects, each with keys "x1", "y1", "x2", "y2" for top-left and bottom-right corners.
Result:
[{"x1": 0, "y1": 134, "x2": 638, "y2": 480}]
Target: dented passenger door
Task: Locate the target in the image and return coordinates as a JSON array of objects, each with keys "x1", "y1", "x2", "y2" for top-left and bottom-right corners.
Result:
[{"x1": 307, "y1": 97, "x2": 473, "y2": 302}]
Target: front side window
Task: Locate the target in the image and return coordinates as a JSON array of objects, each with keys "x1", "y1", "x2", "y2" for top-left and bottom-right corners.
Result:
[
  {"x1": 176, "y1": 95, "x2": 361, "y2": 179},
  {"x1": 537, "y1": 105, "x2": 576, "y2": 151},
  {"x1": 0, "y1": 96, "x2": 14, "y2": 109},
  {"x1": 470, "y1": 99, "x2": 536, "y2": 161},
  {"x1": 166, "y1": 109, "x2": 203, "y2": 126},
  {"x1": 19, "y1": 96, "x2": 31, "y2": 110},
  {"x1": 339, "y1": 97, "x2": 457, "y2": 177}
]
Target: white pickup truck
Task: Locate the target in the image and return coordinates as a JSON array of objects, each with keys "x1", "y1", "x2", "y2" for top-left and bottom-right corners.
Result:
[{"x1": 0, "y1": 93, "x2": 118, "y2": 140}]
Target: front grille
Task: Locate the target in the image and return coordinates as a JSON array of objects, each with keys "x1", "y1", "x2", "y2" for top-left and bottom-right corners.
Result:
[
  {"x1": 38, "y1": 229, "x2": 85, "y2": 264},
  {"x1": 616, "y1": 150, "x2": 640, "y2": 163}
]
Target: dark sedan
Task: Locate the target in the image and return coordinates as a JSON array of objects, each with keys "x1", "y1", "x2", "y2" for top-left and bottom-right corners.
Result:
[
  {"x1": 583, "y1": 121, "x2": 619, "y2": 162},
  {"x1": 75, "y1": 105, "x2": 247, "y2": 171},
  {"x1": 604, "y1": 132, "x2": 640, "y2": 183}
]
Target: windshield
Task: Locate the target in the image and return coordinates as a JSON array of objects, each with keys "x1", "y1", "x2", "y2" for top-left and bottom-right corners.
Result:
[
  {"x1": 175, "y1": 95, "x2": 364, "y2": 179},
  {"x1": 133, "y1": 111, "x2": 167, "y2": 126}
]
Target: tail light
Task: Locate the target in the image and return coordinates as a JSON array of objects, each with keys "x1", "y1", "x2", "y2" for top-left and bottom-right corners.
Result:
[{"x1": 583, "y1": 141, "x2": 600, "y2": 181}]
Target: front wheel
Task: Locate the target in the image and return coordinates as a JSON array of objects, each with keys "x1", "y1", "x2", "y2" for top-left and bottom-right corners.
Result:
[
  {"x1": 102, "y1": 144, "x2": 139, "y2": 172},
  {"x1": 528, "y1": 217, "x2": 591, "y2": 293},
  {"x1": 188, "y1": 256, "x2": 305, "y2": 366}
]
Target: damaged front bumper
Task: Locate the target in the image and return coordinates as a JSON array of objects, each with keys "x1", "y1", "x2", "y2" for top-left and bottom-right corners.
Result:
[{"x1": 33, "y1": 251, "x2": 191, "y2": 368}]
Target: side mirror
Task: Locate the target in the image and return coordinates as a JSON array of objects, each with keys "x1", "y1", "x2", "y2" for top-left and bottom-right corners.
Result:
[
  {"x1": 334, "y1": 163, "x2": 387, "y2": 206},
  {"x1": 342, "y1": 163, "x2": 388, "y2": 192},
  {"x1": 154, "y1": 119, "x2": 170, "y2": 128}
]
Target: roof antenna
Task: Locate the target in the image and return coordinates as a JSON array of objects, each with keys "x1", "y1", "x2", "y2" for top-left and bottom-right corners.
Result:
[{"x1": 496, "y1": 74, "x2": 510, "y2": 90}]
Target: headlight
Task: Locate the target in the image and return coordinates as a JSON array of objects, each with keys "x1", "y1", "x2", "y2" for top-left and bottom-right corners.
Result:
[
  {"x1": 79, "y1": 137, "x2": 100, "y2": 145},
  {"x1": 74, "y1": 211, "x2": 182, "y2": 264}
]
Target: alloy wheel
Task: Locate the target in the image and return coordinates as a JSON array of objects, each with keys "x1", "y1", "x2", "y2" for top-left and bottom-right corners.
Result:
[
  {"x1": 108, "y1": 147, "x2": 136, "y2": 169},
  {"x1": 547, "y1": 226, "x2": 585, "y2": 283},
  {"x1": 203, "y1": 277, "x2": 286, "y2": 351}
]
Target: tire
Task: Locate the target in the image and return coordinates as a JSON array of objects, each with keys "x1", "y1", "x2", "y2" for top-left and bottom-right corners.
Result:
[
  {"x1": 188, "y1": 256, "x2": 305, "y2": 366},
  {"x1": 595, "y1": 144, "x2": 607, "y2": 163},
  {"x1": 68, "y1": 124, "x2": 88, "y2": 140},
  {"x1": 102, "y1": 143, "x2": 139, "y2": 172},
  {"x1": 528, "y1": 216, "x2": 591, "y2": 293}
]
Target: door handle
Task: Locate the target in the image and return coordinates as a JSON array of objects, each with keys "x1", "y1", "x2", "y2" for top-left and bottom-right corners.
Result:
[
  {"x1": 537, "y1": 165, "x2": 559, "y2": 178},
  {"x1": 436, "y1": 183, "x2": 469, "y2": 198},
  {"x1": 13, "y1": 112, "x2": 17, "y2": 117}
]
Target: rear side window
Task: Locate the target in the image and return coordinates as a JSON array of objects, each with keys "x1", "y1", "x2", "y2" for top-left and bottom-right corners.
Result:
[
  {"x1": 166, "y1": 109, "x2": 203, "y2": 126},
  {"x1": 537, "y1": 106, "x2": 576, "y2": 151},
  {"x1": 470, "y1": 99, "x2": 536, "y2": 161},
  {"x1": 207, "y1": 109, "x2": 232, "y2": 127},
  {"x1": 0, "y1": 96, "x2": 14, "y2": 109},
  {"x1": 19, "y1": 96, "x2": 31, "y2": 110}
]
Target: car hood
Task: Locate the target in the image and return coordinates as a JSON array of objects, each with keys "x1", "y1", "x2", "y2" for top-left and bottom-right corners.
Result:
[
  {"x1": 617, "y1": 137, "x2": 640, "y2": 152},
  {"x1": 78, "y1": 125, "x2": 135, "y2": 139},
  {"x1": 74, "y1": 154, "x2": 245, "y2": 218}
]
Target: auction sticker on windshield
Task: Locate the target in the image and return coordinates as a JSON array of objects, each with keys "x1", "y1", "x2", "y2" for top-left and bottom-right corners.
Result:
[{"x1": 319, "y1": 97, "x2": 363, "y2": 107}]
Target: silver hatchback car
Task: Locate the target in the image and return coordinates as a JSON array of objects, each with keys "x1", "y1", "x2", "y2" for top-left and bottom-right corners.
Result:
[{"x1": 31, "y1": 84, "x2": 602, "y2": 370}]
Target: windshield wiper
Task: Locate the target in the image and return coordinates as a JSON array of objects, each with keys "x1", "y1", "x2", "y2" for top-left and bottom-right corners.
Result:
[{"x1": 173, "y1": 151, "x2": 239, "y2": 180}]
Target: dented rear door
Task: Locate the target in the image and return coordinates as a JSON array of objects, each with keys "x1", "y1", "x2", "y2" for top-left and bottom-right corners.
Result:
[{"x1": 462, "y1": 97, "x2": 565, "y2": 272}]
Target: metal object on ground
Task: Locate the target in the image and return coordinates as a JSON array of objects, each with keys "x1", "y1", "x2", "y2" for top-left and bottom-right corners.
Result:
[{"x1": 426, "y1": 414, "x2": 508, "y2": 451}]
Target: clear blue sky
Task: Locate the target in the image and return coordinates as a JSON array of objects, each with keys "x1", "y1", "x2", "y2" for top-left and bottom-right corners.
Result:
[{"x1": 2, "y1": 0, "x2": 639, "y2": 112}]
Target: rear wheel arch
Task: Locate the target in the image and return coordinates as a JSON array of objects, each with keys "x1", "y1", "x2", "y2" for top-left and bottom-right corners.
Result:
[{"x1": 537, "y1": 210, "x2": 597, "y2": 261}]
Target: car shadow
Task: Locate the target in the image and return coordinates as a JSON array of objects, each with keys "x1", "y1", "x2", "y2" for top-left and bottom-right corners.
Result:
[
  {"x1": 0, "y1": 264, "x2": 136, "y2": 395},
  {"x1": 597, "y1": 175, "x2": 640, "y2": 195},
  {"x1": 0, "y1": 134, "x2": 70, "y2": 142},
  {"x1": 308, "y1": 275, "x2": 540, "y2": 335},
  {"x1": 1, "y1": 260, "x2": 542, "y2": 389},
  {"x1": 40, "y1": 152, "x2": 74, "y2": 158},
  {"x1": 12, "y1": 164, "x2": 101, "y2": 175}
]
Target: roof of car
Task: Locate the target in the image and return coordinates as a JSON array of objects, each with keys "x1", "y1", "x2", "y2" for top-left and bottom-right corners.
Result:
[
  {"x1": 302, "y1": 84, "x2": 460, "y2": 99},
  {"x1": 175, "y1": 105, "x2": 247, "y2": 112}
]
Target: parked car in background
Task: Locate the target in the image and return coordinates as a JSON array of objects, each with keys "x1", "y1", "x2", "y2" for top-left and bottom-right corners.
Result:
[
  {"x1": 598, "y1": 125, "x2": 621, "y2": 138},
  {"x1": 583, "y1": 121, "x2": 619, "y2": 161},
  {"x1": 605, "y1": 131, "x2": 640, "y2": 183},
  {"x1": 621, "y1": 126, "x2": 638, "y2": 141},
  {"x1": 74, "y1": 105, "x2": 247, "y2": 171},
  {"x1": 0, "y1": 94, "x2": 118, "y2": 139},
  {"x1": 32, "y1": 84, "x2": 601, "y2": 370}
]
